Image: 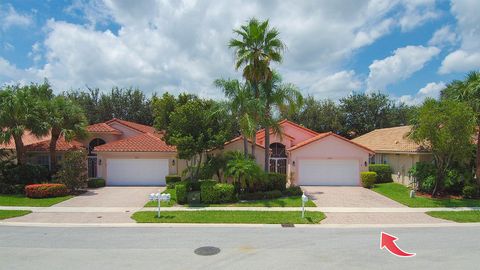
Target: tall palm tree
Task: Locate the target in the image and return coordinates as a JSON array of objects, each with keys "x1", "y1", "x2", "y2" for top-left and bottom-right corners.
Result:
[
  {"x1": 229, "y1": 18, "x2": 286, "y2": 158},
  {"x1": 0, "y1": 82, "x2": 52, "y2": 165},
  {"x1": 260, "y1": 72, "x2": 303, "y2": 172},
  {"x1": 441, "y1": 71, "x2": 480, "y2": 184},
  {"x1": 214, "y1": 79, "x2": 258, "y2": 157},
  {"x1": 46, "y1": 96, "x2": 89, "y2": 173}
]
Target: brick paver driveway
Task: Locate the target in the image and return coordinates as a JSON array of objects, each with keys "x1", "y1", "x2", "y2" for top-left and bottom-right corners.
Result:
[{"x1": 301, "y1": 186, "x2": 405, "y2": 208}]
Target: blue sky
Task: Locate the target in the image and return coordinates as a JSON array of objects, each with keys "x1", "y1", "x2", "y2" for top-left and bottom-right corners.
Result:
[{"x1": 1, "y1": 0, "x2": 479, "y2": 104}]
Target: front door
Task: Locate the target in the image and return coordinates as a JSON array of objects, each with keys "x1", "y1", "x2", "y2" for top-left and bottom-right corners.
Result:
[{"x1": 270, "y1": 158, "x2": 287, "y2": 174}]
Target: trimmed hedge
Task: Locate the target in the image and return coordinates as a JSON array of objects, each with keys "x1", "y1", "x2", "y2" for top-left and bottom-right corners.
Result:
[
  {"x1": 200, "y1": 182, "x2": 236, "y2": 204},
  {"x1": 25, "y1": 184, "x2": 69, "y2": 198},
  {"x1": 283, "y1": 186, "x2": 303, "y2": 197},
  {"x1": 166, "y1": 175, "x2": 182, "y2": 184},
  {"x1": 368, "y1": 164, "x2": 393, "y2": 183},
  {"x1": 360, "y1": 172, "x2": 377, "y2": 188},
  {"x1": 266, "y1": 173, "x2": 287, "y2": 191},
  {"x1": 87, "y1": 178, "x2": 106, "y2": 188},
  {"x1": 239, "y1": 190, "x2": 283, "y2": 200},
  {"x1": 175, "y1": 183, "x2": 187, "y2": 204},
  {"x1": 463, "y1": 185, "x2": 478, "y2": 199}
]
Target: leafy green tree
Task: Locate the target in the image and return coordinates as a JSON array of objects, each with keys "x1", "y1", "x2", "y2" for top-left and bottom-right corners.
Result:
[
  {"x1": 46, "y1": 96, "x2": 89, "y2": 173},
  {"x1": 281, "y1": 96, "x2": 343, "y2": 133},
  {"x1": 340, "y1": 92, "x2": 396, "y2": 137},
  {"x1": 64, "y1": 88, "x2": 101, "y2": 124},
  {"x1": 410, "y1": 99, "x2": 476, "y2": 196},
  {"x1": 229, "y1": 18, "x2": 286, "y2": 157},
  {"x1": 0, "y1": 82, "x2": 52, "y2": 165},
  {"x1": 55, "y1": 150, "x2": 88, "y2": 191},
  {"x1": 214, "y1": 79, "x2": 258, "y2": 157},
  {"x1": 163, "y1": 99, "x2": 229, "y2": 181},
  {"x1": 152, "y1": 92, "x2": 198, "y2": 131},
  {"x1": 441, "y1": 71, "x2": 480, "y2": 184},
  {"x1": 260, "y1": 72, "x2": 303, "y2": 171}
]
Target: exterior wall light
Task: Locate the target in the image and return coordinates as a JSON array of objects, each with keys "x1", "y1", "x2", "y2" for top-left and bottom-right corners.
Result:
[
  {"x1": 292, "y1": 161, "x2": 295, "y2": 167},
  {"x1": 172, "y1": 159, "x2": 175, "y2": 166}
]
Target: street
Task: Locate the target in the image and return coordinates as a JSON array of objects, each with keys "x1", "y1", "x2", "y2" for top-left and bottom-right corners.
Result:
[{"x1": 0, "y1": 225, "x2": 478, "y2": 270}]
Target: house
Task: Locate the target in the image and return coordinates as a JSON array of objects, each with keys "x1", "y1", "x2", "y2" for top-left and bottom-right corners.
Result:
[
  {"x1": 351, "y1": 125, "x2": 432, "y2": 185},
  {"x1": 220, "y1": 120, "x2": 374, "y2": 186},
  {"x1": 1, "y1": 118, "x2": 187, "y2": 186}
]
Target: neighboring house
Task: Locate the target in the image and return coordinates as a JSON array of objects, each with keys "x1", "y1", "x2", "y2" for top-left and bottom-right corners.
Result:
[
  {"x1": 0, "y1": 118, "x2": 187, "y2": 186},
  {"x1": 352, "y1": 125, "x2": 432, "y2": 185},
  {"x1": 220, "y1": 120, "x2": 374, "y2": 186}
]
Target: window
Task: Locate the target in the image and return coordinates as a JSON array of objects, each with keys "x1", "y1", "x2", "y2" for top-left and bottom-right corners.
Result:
[{"x1": 369, "y1": 154, "x2": 376, "y2": 164}]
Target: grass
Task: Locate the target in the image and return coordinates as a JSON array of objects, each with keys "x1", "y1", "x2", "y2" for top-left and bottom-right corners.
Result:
[
  {"x1": 372, "y1": 183, "x2": 480, "y2": 208},
  {"x1": 0, "y1": 194, "x2": 73, "y2": 207},
  {"x1": 0, "y1": 210, "x2": 32, "y2": 220},
  {"x1": 131, "y1": 210, "x2": 325, "y2": 224},
  {"x1": 427, "y1": 211, "x2": 480, "y2": 223},
  {"x1": 144, "y1": 189, "x2": 316, "y2": 207}
]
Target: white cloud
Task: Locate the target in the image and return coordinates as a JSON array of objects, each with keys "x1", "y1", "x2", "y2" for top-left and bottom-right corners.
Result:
[
  {"x1": 0, "y1": 4, "x2": 33, "y2": 31},
  {"x1": 0, "y1": 0, "x2": 442, "y2": 98},
  {"x1": 398, "y1": 81, "x2": 445, "y2": 105},
  {"x1": 307, "y1": 70, "x2": 362, "y2": 100},
  {"x1": 367, "y1": 45, "x2": 440, "y2": 91},
  {"x1": 439, "y1": 0, "x2": 480, "y2": 74},
  {"x1": 428, "y1": 25, "x2": 458, "y2": 47},
  {"x1": 399, "y1": 0, "x2": 440, "y2": 32}
]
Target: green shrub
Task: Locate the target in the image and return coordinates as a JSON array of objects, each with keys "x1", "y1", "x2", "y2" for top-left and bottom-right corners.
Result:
[
  {"x1": 283, "y1": 186, "x2": 303, "y2": 197},
  {"x1": 2, "y1": 162, "x2": 49, "y2": 186},
  {"x1": 409, "y1": 162, "x2": 436, "y2": 192},
  {"x1": 87, "y1": 178, "x2": 105, "y2": 188},
  {"x1": 360, "y1": 172, "x2": 377, "y2": 188},
  {"x1": 175, "y1": 183, "x2": 187, "y2": 204},
  {"x1": 368, "y1": 164, "x2": 392, "y2": 183},
  {"x1": 165, "y1": 175, "x2": 181, "y2": 184},
  {"x1": 265, "y1": 173, "x2": 287, "y2": 191},
  {"x1": 187, "y1": 191, "x2": 201, "y2": 204},
  {"x1": 238, "y1": 190, "x2": 283, "y2": 200},
  {"x1": 55, "y1": 150, "x2": 88, "y2": 191},
  {"x1": 200, "y1": 183, "x2": 236, "y2": 204},
  {"x1": 462, "y1": 185, "x2": 478, "y2": 199},
  {"x1": 0, "y1": 183, "x2": 23, "y2": 194},
  {"x1": 264, "y1": 190, "x2": 282, "y2": 199},
  {"x1": 25, "y1": 184, "x2": 69, "y2": 198},
  {"x1": 420, "y1": 175, "x2": 436, "y2": 194}
]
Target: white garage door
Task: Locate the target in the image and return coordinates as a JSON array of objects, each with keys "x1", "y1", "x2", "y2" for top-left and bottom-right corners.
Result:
[
  {"x1": 298, "y1": 159, "x2": 359, "y2": 186},
  {"x1": 106, "y1": 159, "x2": 168, "y2": 186}
]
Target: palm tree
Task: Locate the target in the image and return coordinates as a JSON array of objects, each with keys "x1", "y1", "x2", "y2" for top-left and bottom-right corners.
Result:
[
  {"x1": 260, "y1": 72, "x2": 303, "y2": 172},
  {"x1": 0, "y1": 82, "x2": 52, "y2": 165},
  {"x1": 441, "y1": 71, "x2": 480, "y2": 184},
  {"x1": 229, "y1": 18, "x2": 286, "y2": 158},
  {"x1": 214, "y1": 79, "x2": 258, "y2": 157},
  {"x1": 46, "y1": 96, "x2": 89, "y2": 173}
]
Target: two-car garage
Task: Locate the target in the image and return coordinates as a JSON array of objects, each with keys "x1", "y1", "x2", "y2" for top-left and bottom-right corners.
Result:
[
  {"x1": 297, "y1": 159, "x2": 360, "y2": 186},
  {"x1": 106, "y1": 159, "x2": 169, "y2": 186}
]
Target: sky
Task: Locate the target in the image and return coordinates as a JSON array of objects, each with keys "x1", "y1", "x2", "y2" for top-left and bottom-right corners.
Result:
[{"x1": 0, "y1": 0, "x2": 479, "y2": 105}]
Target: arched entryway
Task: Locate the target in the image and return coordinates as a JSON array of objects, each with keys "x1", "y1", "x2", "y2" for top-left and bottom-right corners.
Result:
[
  {"x1": 87, "y1": 138, "x2": 106, "y2": 178},
  {"x1": 269, "y1": 142, "x2": 287, "y2": 174}
]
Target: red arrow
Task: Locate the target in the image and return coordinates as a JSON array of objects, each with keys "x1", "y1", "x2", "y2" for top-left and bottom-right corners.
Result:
[{"x1": 380, "y1": 232, "x2": 416, "y2": 257}]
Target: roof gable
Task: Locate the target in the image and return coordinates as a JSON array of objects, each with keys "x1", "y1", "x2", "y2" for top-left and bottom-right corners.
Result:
[
  {"x1": 288, "y1": 132, "x2": 374, "y2": 153},
  {"x1": 351, "y1": 126, "x2": 428, "y2": 153}
]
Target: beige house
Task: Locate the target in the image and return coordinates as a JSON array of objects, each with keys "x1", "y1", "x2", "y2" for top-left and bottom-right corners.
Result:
[{"x1": 352, "y1": 125, "x2": 432, "y2": 185}]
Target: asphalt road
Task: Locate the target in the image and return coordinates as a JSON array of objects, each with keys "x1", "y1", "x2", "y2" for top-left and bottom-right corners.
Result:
[{"x1": 0, "y1": 225, "x2": 478, "y2": 270}]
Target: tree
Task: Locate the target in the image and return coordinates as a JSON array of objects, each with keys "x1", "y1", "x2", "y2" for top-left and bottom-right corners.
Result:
[
  {"x1": 340, "y1": 92, "x2": 395, "y2": 137},
  {"x1": 225, "y1": 151, "x2": 264, "y2": 192},
  {"x1": 0, "y1": 82, "x2": 52, "y2": 165},
  {"x1": 409, "y1": 99, "x2": 475, "y2": 197},
  {"x1": 162, "y1": 99, "x2": 229, "y2": 181},
  {"x1": 441, "y1": 71, "x2": 480, "y2": 185},
  {"x1": 152, "y1": 92, "x2": 198, "y2": 131},
  {"x1": 214, "y1": 79, "x2": 258, "y2": 157},
  {"x1": 229, "y1": 18, "x2": 286, "y2": 157},
  {"x1": 46, "y1": 96, "x2": 89, "y2": 173},
  {"x1": 260, "y1": 72, "x2": 303, "y2": 171},
  {"x1": 55, "y1": 150, "x2": 88, "y2": 191}
]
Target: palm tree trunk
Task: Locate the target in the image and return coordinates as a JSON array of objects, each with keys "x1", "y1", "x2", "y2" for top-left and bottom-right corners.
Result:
[
  {"x1": 13, "y1": 134, "x2": 26, "y2": 165},
  {"x1": 264, "y1": 123, "x2": 270, "y2": 172},
  {"x1": 243, "y1": 135, "x2": 249, "y2": 158},
  {"x1": 476, "y1": 131, "x2": 480, "y2": 185},
  {"x1": 49, "y1": 132, "x2": 60, "y2": 174},
  {"x1": 251, "y1": 135, "x2": 256, "y2": 159}
]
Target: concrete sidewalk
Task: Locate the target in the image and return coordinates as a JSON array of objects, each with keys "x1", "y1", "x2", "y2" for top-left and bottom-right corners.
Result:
[{"x1": 2, "y1": 205, "x2": 480, "y2": 213}]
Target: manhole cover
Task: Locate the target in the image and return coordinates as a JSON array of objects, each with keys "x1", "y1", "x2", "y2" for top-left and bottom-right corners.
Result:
[
  {"x1": 194, "y1": 246, "x2": 221, "y2": 256},
  {"x1": 281, "y1": 223, "x2": 295, "y2": 228}
]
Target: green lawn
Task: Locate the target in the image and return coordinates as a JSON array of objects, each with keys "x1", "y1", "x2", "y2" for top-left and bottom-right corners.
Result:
[
  {"x1": 144, "y1": 189, "x2": 316, "y2": 207},
  {"x1": 427, "y1": 211, "x2": 480, "y2": 223},
  {"x1": 0, "y1": 210, "x2": 32, "y2": 220},
  {"x1": 131, "y1": 210, "x2": 325, "y2": 224},
  {"x1": 0, "y1": 194, "x2": 73, "y2": 207},
  {"x1": 372, "y1": 183, "x2": 480, "y2": 208}
]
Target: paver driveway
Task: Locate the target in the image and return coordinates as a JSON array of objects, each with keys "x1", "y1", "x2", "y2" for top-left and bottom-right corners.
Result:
[
  {"x1": 54, "y1": 187, "x2": 164, "y2": 208},
  {"x1": 301, "y1": 186, "x2": 405, "y2": 208}
]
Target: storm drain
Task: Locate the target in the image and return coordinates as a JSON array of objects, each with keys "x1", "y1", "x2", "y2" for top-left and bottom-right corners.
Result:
[
  {"x1": 281, "y1": 223, "x2": 295, "y2": 228},
  {"x1": 194, "y1": 246, "x2": 221, "y2": 256}
]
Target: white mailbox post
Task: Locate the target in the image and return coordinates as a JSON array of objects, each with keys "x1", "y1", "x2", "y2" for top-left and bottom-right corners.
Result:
[
  {"x1": 301, "y1": 192, "x2": 308, "y2": 218},
  {"x1": 149, "y1": 192, "x2": 171, "y2": 218}
]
